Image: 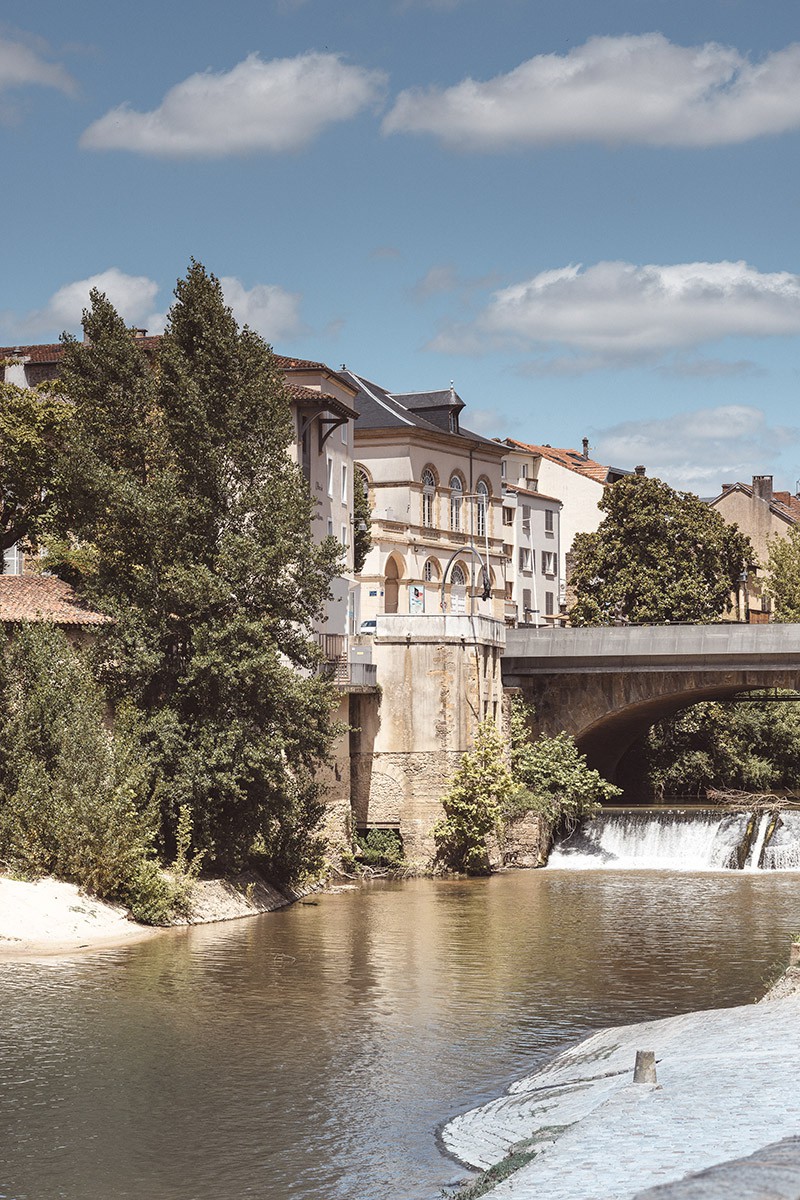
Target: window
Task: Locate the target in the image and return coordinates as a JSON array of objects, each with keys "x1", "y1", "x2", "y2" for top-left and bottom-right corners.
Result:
[
  {"x1": 505, "y1": 581, "x2": 513, "y2": 599},
  {"x1": 502, "y1": 506, "x2": 514, "y2": 526},
  {"x1": 326, "y1": 456, "x2": 333, "y2": 497},
  {"x1": 341, "y1": 524, "x2": 348, "y2": 547},
  {"x1": 542, "y1": 551, "x2": 556, "y2": 576},
  {"x1": 341, "y1": 420, "x2": 348, "y2": 445},
  {"x1": 450, "y1": 475, "x2": 463, "y2": 531},
  {"x1": 545, "y1": 592, "x2": 554, "y2": 615},
  {"x1": 341, "y1": 463, "x2": 348, "y2": 505},
  {"x1": 423, "y1": 558, "x2": 439, "y2": 582},
  {"x1": 451, "y1": 563, "x2": 466, "y2": 586},
  {"x1": 422, "y1": 468, "x2": 436, "y2": 528},
  {"x1": 327, "y1": 518, "x2": 334, "y2": 536},
  {"x1": 501, "y1": 459, "x2": 507, "y2": 479},
  {"x1": 3, "y1": 544, "x2": 22, "y2": 575},
  {"x1": 521, "y1": 462, "x2": 529, "y2": 480},
  {"x1": 449, "y1": 412, "x2": 458, "y2": 433},
  {"x1": 476, "y1": 480, "x2": 489, "y2": 539},
  {"x1": 518, "y1": 547, "x2": 531, "y2": 572},
  {"x1": 522, "y1": 588, "x2": 532, "y2": 613},
  {"x1": 545, "y1": 508, "x2": 554, "y2": 534}
]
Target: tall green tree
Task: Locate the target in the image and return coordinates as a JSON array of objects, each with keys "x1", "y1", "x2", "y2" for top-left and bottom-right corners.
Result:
[
  {"x1": 766, "y1": 526, "x2": 800, "y2": 622},
  {"x1": 52, "y1": 263, "x2": 342, "y2": 877},
  {"x1": 0, "y1": 379, "x2": 70, "y2": 563},
  {"x1": 569, "y1": 475, "x2": 752, "y2": 626}
]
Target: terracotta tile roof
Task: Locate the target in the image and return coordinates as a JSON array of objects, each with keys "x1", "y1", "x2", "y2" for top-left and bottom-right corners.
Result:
[
  {"x1": 503, "y1": 438, "x2": 611, "y2": 484},
  {"x1": 0, "y1": 343, "x2": 65, "y2": 363},
  {"x1": 284, "y1": 382, "x2": 358, "y2": 420},
  {"x1": 503, "y1": 483, "x2": 563, "y2": 505},
  {"x1": 0, "y1": 577, "x2": 111, "y2": 626},
  {"x1": 773, "y1": 491, "x2": 800, "y2": 520}
]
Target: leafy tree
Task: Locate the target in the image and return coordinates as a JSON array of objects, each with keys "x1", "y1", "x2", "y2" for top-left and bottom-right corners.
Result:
[
  {"x1": 766, "y1": 526, "x2": 800, "y2": 622},
  {"x1": 629, "y1": 697, "x2": 800, "y2": 799},
  {"x1": 0, "y1": 380, "x2": 70, "y2": 563},
  {"x1": 569, "y1": 475, "x2": 752, "y2": 626},
  {"x1": 433, "y1": 718, "x2": 518, "y2": 874},
  {"x1": 51, "y1": 263, "x2": 342, "y2": 878},
  {"x1": 353, "y1": 468, "x2": 373, "y2": 575},
  {"x1": 508, "y1": 700, "x2": 620, "y2": 829}
]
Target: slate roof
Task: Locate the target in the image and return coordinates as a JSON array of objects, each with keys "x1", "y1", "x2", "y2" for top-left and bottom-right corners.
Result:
[
  {"x1": 0, "y1": 577, "x2": 111, "y2": 626},
  {"x1": 501, "y1": 437, "x2": 622, "y2": 485},
  {"x1": 341, "y1": 369, "x2": 501, "y2": 450}
]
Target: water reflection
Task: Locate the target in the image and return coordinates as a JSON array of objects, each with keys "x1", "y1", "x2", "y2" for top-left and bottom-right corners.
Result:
[{"x1": 2, "y1": 870, "x2": 799, "y2": 1200}]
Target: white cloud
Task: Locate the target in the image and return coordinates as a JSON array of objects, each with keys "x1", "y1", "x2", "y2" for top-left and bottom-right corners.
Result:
[
  {"x1": 3, "y1": 270, "x2": 304, "y2": 346},
  {"x1": 8, "y1": 268, "x2": 161, "y2": 338},
  {"x1": 429, "y1": 259, "x2": 800, "y2": 366},
  {"x1": 80, "y1": 52, "x2": 386, "y2": 157},
  {"x1": 592, "y1": 406, "x2": 800, "y2": 492},
  {"x1": 383, "y1": 33, "x2": 800, "y2": 149},
  {"x1": 219, "y1": 277, "x2": 305, "y2": 342},
  {"x1": 0, "y1": 35, "x2": 74, "y2": 96}
]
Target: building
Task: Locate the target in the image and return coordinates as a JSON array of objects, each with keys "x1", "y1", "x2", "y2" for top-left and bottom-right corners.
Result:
[
  {"x1": 499, "y1": 474, "x2": 562, "y2": 625},
  {"x1": 709, "y1": 475, "x2": 800, "y2": 620},
  {"x1": 498, "y1": 437, "x2": 633, "y2": 597},
  {"x1": 341, "y1": 370, "x2": 507, "y2": 623}
]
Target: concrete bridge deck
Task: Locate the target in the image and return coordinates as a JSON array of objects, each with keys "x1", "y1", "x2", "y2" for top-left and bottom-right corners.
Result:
[{"x1": 502, "y1": 624, "x2": 800, "y2": 781}]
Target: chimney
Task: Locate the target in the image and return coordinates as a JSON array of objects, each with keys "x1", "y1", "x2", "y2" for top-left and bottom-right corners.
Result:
[
  {"x1": 582, "y1": 437, "x2": 589, "y2": 459},
  {"x1": 132, "y1": 328, "x2": 148, "y2": 339},
  {"x1": 634, "y1": 465, "x2": 646, "y2": 476},
  {"x1": 752, "y1": 475, "x2": 773, "y2": 503}
]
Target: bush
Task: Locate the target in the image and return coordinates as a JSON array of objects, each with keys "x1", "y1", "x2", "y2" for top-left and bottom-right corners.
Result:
[
  {"x1": 0, "y1": 626, "x2": 195, "y2": 924},
  {"x1": 354, "y1": 828, "x2": 404, "y2": 868},
  {"x1": 433, "y1": 719, "x2": 517, "y2": 874}
]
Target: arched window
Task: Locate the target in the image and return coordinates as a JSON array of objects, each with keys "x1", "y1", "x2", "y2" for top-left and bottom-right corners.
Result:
[
  {"x1": 451, "y1": 563, "x2": 466, "y2": 587},
  {"x1": 476, "y1": 479, "x2": 489, "y2": 539},
  {"x1": 423, "y1": 558, "x2": 440, "y2": 582},
  {"x1": 422, "y1": 468, "x2": 436, "y2": 528},
  {"x1": 450, "y1": 475, "x2": 463, "y2": 532}
]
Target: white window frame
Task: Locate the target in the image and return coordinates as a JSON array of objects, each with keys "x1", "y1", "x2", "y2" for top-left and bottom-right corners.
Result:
[
  {"x1": 326, "y1": 456, "x2": 334, "y2": 498},
  {"x1": 341, "y1": 463, "x2": 348, "y2": 505}
]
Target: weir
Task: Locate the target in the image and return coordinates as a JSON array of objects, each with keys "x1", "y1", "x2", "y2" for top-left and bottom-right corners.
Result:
[{"x1": 548, "y1": 807, "x2": 800, "y2": 872}]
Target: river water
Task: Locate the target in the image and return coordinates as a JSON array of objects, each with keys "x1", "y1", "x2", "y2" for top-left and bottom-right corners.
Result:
[{"x1": 2, "y1": 868, "x2": 800, "y2": 1200}]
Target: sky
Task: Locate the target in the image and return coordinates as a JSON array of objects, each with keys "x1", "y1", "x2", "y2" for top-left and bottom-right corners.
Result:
[{"x1": 2, "y1": 0, "x2": 800, "y2": 494}]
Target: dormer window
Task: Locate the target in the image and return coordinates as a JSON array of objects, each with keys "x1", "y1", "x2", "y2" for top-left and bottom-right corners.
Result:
[{"x1": 449, "y1": 412, "x2": 458, "y2": 433}]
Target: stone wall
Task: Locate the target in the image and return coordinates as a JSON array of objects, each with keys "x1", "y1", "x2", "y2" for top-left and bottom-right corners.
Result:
[{"x1": 350, "y1": 614, "x2": 506, "y2": 863}]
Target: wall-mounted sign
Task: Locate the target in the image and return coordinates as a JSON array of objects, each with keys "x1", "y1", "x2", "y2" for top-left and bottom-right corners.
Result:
[{"x1": 409, "y1": 585, "x2": 425, "y2": 614}]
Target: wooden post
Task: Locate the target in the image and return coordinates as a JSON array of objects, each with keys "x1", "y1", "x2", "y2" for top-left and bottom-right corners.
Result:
[{"x1": 633, "y1": 1050, "x2": 657, "y2": 1083}]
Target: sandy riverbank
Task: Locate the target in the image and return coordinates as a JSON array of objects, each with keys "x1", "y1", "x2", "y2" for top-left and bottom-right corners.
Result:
[{"x1": 0, "y1": 870, "x2": 298, "y2": 957}]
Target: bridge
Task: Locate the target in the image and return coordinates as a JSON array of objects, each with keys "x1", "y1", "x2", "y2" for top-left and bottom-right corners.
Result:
[{"x1": 502, "y1": 624, "x2": 800, "y2": 782}]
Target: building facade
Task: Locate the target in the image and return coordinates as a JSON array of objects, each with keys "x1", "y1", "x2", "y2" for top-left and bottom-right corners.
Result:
[
  {"x1": 342, "y1": 370, "x2": 507, "y2": 624},
  {"x1": 709, "y1": 475, "x2": 800, "y2": 620}
]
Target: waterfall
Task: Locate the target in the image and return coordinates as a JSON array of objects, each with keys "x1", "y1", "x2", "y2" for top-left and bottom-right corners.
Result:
[{"x1": 547, "y1": 808, "x2": 800, "y2": 872}]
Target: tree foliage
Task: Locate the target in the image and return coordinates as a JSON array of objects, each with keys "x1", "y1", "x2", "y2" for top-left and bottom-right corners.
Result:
[
  {"x1": 353, "y1": 468, "x2": 373, "y2": 575},
  {"x1": 49, "y1": 263, "x2": 342, "y2": 879},
  {"x1": 629, "y1": 697, "x2": 800, "y2": 799},
  {"x1": 766, "y1": 525, "x2": 800, "y2": 623},
  {"x1": 0, "y1": 380, "x2": 70, "y2": 560},
  {"x1": 433, "y1": 719, "x2": 517, "y2": 874},
  {"x1": 508, "y1": 700, "x2": 620, "y2": 829},
  {"x1": 0, "y1": 625, "x2": 191, "y2": 923},
  {"x1": 569, "y1": 475, "x2": 752, "y2": 626}
]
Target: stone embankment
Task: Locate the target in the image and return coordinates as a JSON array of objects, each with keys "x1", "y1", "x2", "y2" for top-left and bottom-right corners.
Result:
[{"x1": 445, "y1": 972, "x2": 800, "y2": 1200}]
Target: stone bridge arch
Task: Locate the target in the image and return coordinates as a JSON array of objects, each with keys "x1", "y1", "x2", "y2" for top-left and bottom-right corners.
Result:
[{"x1": 502, "y1": 625, "x2": 800, "y2": 784}]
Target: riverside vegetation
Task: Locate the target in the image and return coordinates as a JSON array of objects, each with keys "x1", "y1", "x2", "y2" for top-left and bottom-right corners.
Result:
[
  {"x1": 0, "y1": 263, "x2": 343, "y2": 922},
  {"x1": 433, "y1": 700, "x2": 621, "y2": 875}
]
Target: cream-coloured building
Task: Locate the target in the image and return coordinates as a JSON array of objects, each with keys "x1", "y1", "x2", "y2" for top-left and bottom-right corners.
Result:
[
  {"x1": 499, "y1": 438, "x2": 633, "y2": 593},
  {"x1": 709, "y1": 474, "x2": 800, "y2": 620},
  {"x1": 341, "y1": 370, "x2": 507, "y2": 623}
]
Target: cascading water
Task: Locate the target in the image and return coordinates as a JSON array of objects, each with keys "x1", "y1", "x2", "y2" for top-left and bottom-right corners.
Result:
[{"x1": 547, "y1": 808, "x2": 800, "y2": 872}]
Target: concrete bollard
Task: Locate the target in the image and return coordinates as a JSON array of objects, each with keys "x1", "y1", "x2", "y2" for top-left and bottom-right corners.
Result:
[
  {"x1": 790, "y1": 942, "x2": 800, "y2": 968},
  {"x1": 633, "y1": 1050, "x2": 658, "y2": 1084}
]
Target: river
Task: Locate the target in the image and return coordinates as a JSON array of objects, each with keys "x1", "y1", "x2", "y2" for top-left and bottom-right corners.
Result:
[{"x1": 2, "y1": 867, "x2": 800, "y2": 1200}]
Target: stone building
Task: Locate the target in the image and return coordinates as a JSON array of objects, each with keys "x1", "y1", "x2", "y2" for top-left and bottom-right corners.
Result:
[
  {"x1": 340, "y1": 369, "x2": 507, "y2": 624},
  {"x1": 709, "y1": 474, "x2": 800, "y2": 620},
  {"x1": 497, "y1": 442, "x2": 563, "y2": 624}
]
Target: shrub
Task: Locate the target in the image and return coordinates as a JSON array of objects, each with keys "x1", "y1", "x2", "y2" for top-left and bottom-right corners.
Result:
[
  {"x1": 433, "y1": 719, "x2": 518, "y2": 874},
  {"x1": 354, "y1": 828, "x2": 404, "y2": 868}
]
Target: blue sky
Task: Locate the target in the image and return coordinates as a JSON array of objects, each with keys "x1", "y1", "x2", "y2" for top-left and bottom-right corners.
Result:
[{"x1": 3, "y1": 0, "x2": 800, "y2": 492}]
